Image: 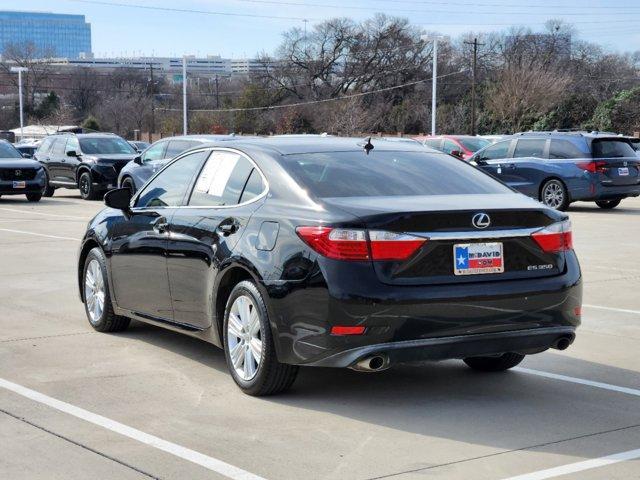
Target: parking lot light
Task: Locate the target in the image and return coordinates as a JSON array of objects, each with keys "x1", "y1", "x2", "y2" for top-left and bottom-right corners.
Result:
[{"x1": 10, "y1": 66, "x2": 28, "y2": 141}]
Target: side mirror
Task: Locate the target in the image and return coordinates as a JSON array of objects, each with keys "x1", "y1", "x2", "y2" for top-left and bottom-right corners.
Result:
[
  {"x1": 66, "y1": 150, "x2": 78, "y2": 157},
  {"x1": 104, "y1": 187, "x2": 132, "y2": 211},
  {"x1": 133, "y1": 155, "x2": 143, "y2": 165},
  {"x1": 22, "y1": 153, "x2": 32, "y2": 158}
]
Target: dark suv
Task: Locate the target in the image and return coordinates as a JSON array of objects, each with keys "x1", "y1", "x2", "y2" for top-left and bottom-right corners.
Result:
[
  {"x1": 35, "y1": 133, "x2": 138, "y2": 200},
  {"x1": 471, "y1": 132, "x2": 640, "y2": 210}
]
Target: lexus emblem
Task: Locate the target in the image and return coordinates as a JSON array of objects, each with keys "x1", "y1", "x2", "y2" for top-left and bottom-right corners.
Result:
[
  {"x1": 14, "y1": 170, "x2": 21, "y2": 176},
  {"x1": 472, "y1": 212, "x2": 491, "y2": 229}
]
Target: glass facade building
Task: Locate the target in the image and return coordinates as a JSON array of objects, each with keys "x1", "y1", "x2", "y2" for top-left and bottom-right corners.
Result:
[{"x1": 0, "y1": 11, "x2": 92, "y2": 59}]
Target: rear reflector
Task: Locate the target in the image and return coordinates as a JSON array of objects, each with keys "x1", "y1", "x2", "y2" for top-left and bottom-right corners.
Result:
[
  {"x1": 296, "y1": 227, "x2": 426, "y2": 261},
  {"x1": 331, "y1": 326, "x2": 365, "y2": 335},
  {"x1": 574, "y1": 306, "x2": 582, "y2": 317},
  {"x1": 532, "y1": 220, "x2": 573, "y2": 253}
]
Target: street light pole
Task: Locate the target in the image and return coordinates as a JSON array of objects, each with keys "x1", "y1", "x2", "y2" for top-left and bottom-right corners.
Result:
[
  {"x1": 10, "y1": 67, "x2": 27, "y2": 141},
  {"x1": 431, "y1": 38, "x2": 437, "y2": 136},
  {"x1": 182, "y1": 56, "x2": 188, "y2": 135}
]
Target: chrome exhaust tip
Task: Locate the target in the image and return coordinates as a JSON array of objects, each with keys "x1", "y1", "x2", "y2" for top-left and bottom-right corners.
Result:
[{"x1": 350, "y1": 354, "x2": 390, "y2": 372}]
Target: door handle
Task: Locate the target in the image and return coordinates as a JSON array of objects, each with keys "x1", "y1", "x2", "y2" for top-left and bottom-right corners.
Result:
[
  {"x1": 153, "y1": 217, "x2": 168, "y2": 234},
  {"x1": 218, "y1": 218, "x2": 239, "y2": 236},
  {"x1": 61, "y1": 158, "x2": 66, "y2": 162}
]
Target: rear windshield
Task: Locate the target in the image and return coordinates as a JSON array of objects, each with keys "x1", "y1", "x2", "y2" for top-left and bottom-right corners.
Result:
[
  {"x1": 279, "y1": 151, "x2": 510, "y2": 198},
  {"x1": 457, "y1": 137, "x2": 490, "y2": 152},
  {"x1": 0, "y1": 142, "x2": 22, "y2": 159},
  {"x1": 592, "y1": 139, "x2": 637, "y2": 158},
  {"x1": 79, "y1": 137, "x2": 135, "y2": 155}
]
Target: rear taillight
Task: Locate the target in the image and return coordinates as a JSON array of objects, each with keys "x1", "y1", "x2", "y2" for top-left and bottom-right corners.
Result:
[
  {"x1": 531, "y1": 220, "x2": 573, "y2": 253},
  {"x1": 295, "y1": 227, "x2": 426, "y2": 261},
  {"x1": 576, "y1": 160, "x2": 607, "y2": 173}
]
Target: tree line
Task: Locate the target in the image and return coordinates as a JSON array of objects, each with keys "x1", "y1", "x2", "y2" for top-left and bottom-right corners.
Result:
[{"x1": 0, "y1": 15, "x2": 638, "y2": 138}]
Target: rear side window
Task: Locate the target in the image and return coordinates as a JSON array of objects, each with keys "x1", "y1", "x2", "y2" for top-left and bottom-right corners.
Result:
[
  {"x1": 592, "y1": 139, "x2": 637, "y2": 158},
  {"x1": 479, "y1": 141, "x2": 510, "y2": 160},
  {"x1": 190, "y1": 152, "x2": 256, "y2": 206},
  {"x1": 514, "y1": 139, "x2": 546, "y2": 158},
  {"x1": 549, "y1": 140, "x2": 586, "y2": 159},
  {"x1": 51, "y1": 138, "x2": 67, "y2": 156},
  {"x1": 165, "y1": 140, "x2": 197, "y2": 158},
  {"x1": 136, "y1": 151, "x2": 209, "y2": 208},
  {"x1": 279, "y1": 151, "x2": 510, "y2": 198},
  {"x1": 424, "y1": 139, "x2": 441, "y2": 149},
  {"x1": 239, "y1": 169, "x2": 266, "y2": 203},
  {"x1": 37, "y1": 137, "x2": 54, "y2": 154}
]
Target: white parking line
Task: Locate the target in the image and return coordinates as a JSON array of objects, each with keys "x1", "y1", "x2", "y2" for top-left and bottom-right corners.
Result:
[
  {"x1": 0, "y1": 228, "x2": 79, "y2": 241},
  {"x1": 0, "y1": 377, "x2": 266, "y2": 480},
  {"x1": 583, "y1": 304, "x2": 640, "y2": 316},
  {"x1": 0, "y1": 207, "x2": 83, "y2": 219},
  {"x1": 515, "y1": 368, "x2": 640, "y2": 397},
  {"x1": 502, "y1": 447, "x2": 640, "y2": 480}
]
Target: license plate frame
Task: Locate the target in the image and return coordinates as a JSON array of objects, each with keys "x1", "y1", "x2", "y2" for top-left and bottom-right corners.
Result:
[
  {"x1": 454, "y1": 242, "x2": 504, "y2": 276},
  {"x1": 12, "y1": 180, "x2": 26, "y2": 189},
  {"x1": 618, "y1": 167, "x2": 629, "y2": 176}
]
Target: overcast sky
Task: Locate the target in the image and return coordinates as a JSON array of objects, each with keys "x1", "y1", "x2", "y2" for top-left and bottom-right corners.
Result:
[{"x1": 7, "y1": 0, "x2": 640, "y2": 58}]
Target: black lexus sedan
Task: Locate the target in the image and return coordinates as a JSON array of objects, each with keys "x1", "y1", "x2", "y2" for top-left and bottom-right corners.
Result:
[
  {"x1": 0, "y1": 140, "x2": 45, "y2": 202},
  {"x1": 77, "y1": 137, "x2": 582, "y2": 396}
]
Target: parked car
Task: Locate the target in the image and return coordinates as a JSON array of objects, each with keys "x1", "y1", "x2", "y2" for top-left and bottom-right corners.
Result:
[
  {"x1": 118, "y1": 135, "x2": 240, "y2": 193},
  {"x1": 128, "y1": 140, "x2": 150, "y2": 152},
  {"x1": 470, "y1": 132, "x2": 640, "y2": 210},
  {"x1": 479, "y1": 135, "x2": 506, "y2": 144},
  {"x1": 78, "y1": 136, "x2": 581, "y2": 396},
  {"x1": 0, "y1": 140, "x2": 46, "y2": 202},
  {"x1": 14, "y1": 140, "x2": 40, "y2": 158},
  {"x1": 35, "y1": 133, "x2": 138, "y2": 200},
  {"x1": 415, "y1": 135, "x2": 490, "y2": 160}
]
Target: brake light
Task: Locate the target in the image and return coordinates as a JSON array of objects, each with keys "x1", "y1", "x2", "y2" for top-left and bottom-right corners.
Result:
[
  {"x1": 576, "y1": 161, "x2": 607, "y2": 173},
  {"x1": 531, "y1": 220, "x2": 573, "y2": 253},
  {"x1": 295, "y1": 227, "x2": 426, "y2": 261},
  {"x1": 331, "y1": 326, "x2": 365, "y2": 335}
]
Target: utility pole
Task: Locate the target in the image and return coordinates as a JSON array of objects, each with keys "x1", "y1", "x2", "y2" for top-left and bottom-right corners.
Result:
[
  {"x1": 464, "y1": 37, "x2": 484, "y2": 136},
  {"x1": 431, "y1": 38, "x2": 438, "y2": 136},
  {"x1": 148, "y1": 61, "x2": 155, "y2": 134},
  {"x1": 182, "y1": 56, "x2": 188, "y2": 135},
  {"x1": 10, "y1": 67, "x2": 27, "y2": 141}
]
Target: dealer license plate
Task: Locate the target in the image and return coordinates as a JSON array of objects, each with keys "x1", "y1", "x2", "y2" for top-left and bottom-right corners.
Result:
[{"x1": 454, "y1": 242, "x2": 504, "y2": 275}]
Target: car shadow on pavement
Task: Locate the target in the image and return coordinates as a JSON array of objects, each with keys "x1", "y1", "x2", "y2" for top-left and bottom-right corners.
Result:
[
  {"x1": 118, "y1": 320, "x2": 640, "y2": 462},
  {"x1": 569, "y1": 205, "x2": 640, "y2": 215}
]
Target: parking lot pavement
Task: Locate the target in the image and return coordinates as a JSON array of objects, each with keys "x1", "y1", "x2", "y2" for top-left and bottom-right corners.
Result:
[{"x1": 1, "y1": 190, "x2": 639, "y2": 480}]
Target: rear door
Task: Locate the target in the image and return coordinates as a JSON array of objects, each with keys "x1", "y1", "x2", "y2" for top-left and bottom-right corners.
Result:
[
  {"x1": 47, "y1": 137, "x2": 68, "y2": 182},
  {"x1": 591, "y1": 138, "x2": 640, "y2": 186},
  {"x1": 167, "y1": 149, "x2": 267, "y2": 329}
]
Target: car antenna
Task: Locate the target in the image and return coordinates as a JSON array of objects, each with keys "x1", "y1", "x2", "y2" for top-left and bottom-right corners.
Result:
[{"x1": 362, "y1": 137, "x2": 374, "y2": 155}]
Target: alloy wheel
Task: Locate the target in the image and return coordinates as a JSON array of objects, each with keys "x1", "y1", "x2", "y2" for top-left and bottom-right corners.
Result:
[
  {"x1": 543, "y1": 182, "x2": 564, "y2": 209},
  {"x1": 84, "y1": 259, "x2": 105, "y2": 324},
  {"x1": 227, "y1": 295, "x2": 262, "y2": 381},
  {"x1": 80, "y1": 176, "x2": 90, "y2": 196}
]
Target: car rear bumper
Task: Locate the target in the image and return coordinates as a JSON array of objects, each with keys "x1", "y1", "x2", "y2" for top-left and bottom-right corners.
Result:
[
  {"x1": 264, "y1": 251, "x2": 582, "y2": 367},
  {"x1": 307, "y1": 326, "x2": 576, "y2": 368}
]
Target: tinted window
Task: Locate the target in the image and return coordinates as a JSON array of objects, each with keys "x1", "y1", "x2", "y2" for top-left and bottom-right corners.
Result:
[
  {"x1": 514, "y1": 139, "x2": 546, "y2": 158},
  {"x1": 37, "y1": 137, "x2": 54, "y2": 154},
  {"x1": 549, "y1": 140, "x2": 586, "y2": 159},
  {"x1": 65, "y1": 137, "x2": 80, "y2": 154},
  {"x1": 79, "y1": 137, "x2": 135, "y2": 154},
  {"x1": 0, "y1": 141, "x2": 22, "y2": 159},
  {"x1": 142, "y1": 141, "x2": 167, "y2": 162},
  {"x1": 165, "y1": 140, "x2": 197, "y2": 158},
  {"x1": 279, "y1": 151, "x2": 510, "y2": 198},
  {"x1": 442, "y1": 139, "x2": 459, "y2": 154},
  {"x1": 51, "y1": 138, "x2": 67, "y2": 156},
  {"x1": 239, "y1": 169, "x2": 266, "y2": 203},
  {"x1": 458, "y1": 137, "x2": 490, "y2": 152},
  {"x1": 424, "y1": 139, "x2": 441, "y2": 149},
  {"x1": 136, "y1": 151, "x2": 209, "y2": 208},
  {"x1": 592, "y1": 139, "x2": 637, "y2": 158},
  {"x1": 479, "y1": 141, "x2": 510, "y2": 160},
  {"x1": 190, "y1": 152, "x2": 254, "y2": 206}
]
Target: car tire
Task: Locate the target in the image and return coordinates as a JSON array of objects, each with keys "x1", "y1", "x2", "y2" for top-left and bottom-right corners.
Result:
[
  {"x1": 595, "y1": 199, "x2": 621, "y2": 209},
  {"x1": 121, "y1": 177, "x2": 136, "y2": 194},
  {"x1": 42, "y1": 171, "x2": 55, "y2": 197},
  {"x1": 79, "y1": 171, "x2": 101, "y2": 200},
  {"x1": 540, "y1": 179, "x2": 569, "y2": 211},
  {"x1": 82, "y1": 247, "x2": 130, "y2": 333},
  {"x1": 463, "y1": 352, "x2": 525, "y2": 372},
  {"x1": 223, "y1": 280, "x2": 298, "y2": 396},
  {"x1": 26, "y1": 193, "x2": 42, "y2": 202}
]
